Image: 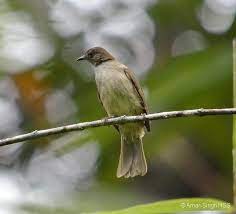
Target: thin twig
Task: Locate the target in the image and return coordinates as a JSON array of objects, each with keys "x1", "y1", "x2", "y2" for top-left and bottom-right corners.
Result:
[{"x1": 0, "y1": 108, "x2": 235, "y2": 147}]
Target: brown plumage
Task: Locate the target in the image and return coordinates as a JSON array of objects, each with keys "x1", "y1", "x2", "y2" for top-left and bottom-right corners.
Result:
[{"x1": 77, "y1": 47, "x2": 150, "y2": 178}]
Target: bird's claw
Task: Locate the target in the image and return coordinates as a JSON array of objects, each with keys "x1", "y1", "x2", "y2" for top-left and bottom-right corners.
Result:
[
  {"x1": 141, "y1": 113, "x2": 147, "y2": 118},
  {"x1": 102, "y1": 116, "x2": 115, "y2": 122},
  {"x1": 121, "y1": 115, "x2": 126, "y2": 119}
]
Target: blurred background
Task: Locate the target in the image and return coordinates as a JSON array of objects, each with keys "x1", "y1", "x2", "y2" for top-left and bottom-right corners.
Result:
[{"x1": 0, "y1": 0, "x2": 234, "y2": 213}]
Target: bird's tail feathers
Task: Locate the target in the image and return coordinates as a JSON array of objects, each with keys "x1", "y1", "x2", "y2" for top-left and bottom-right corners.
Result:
[{"x1": 117, "y1": 135, "x2": 147, "y2": 178}]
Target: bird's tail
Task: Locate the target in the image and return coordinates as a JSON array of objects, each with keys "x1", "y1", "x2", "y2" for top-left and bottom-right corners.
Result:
[{"x1": 117, "y1": 135, "x2": 147, "y2": 178}]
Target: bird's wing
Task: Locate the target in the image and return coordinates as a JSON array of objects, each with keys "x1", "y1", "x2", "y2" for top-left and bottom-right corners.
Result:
[
  {"x1": 97, "y1": 91, "x2": 120, "y2": 132},
  {"x1": 123, "y1": 68, "x2": 150, "y2": 132}
]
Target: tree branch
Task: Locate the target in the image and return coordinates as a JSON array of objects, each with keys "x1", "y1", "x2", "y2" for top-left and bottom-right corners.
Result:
[{"x1": 0, "y1": 108, "x2": 235, "y2": 147}]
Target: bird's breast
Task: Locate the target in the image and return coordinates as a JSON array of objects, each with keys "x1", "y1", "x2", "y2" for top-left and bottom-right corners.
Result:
[{"x1": 94, "y1": 61, "x2": 141, "y2": 116}]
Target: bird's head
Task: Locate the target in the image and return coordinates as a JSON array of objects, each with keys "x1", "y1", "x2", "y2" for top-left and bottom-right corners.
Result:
[{"x1": 77, "y1": 47, "x2": 114, "y2": 66}]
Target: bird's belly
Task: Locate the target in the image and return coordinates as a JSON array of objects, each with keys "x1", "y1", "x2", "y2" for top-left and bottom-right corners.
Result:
[
  {"x1": 100, "y1": 81, "x2": 144, "y2": 137},
  {"x1": 97, "y1": 72, "x2": 141, "y2": 116},
  {"x1": 103, "y1": 91, "x2": 135, "y2": 116}
]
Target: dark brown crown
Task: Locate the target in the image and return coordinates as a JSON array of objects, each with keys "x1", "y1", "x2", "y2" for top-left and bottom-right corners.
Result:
[{"x1": 84, "y1": 47, "x2": 115, "y2": 66}]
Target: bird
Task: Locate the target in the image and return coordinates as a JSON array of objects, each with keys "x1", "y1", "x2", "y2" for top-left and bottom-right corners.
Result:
[{"x1": 77, "y1": 47, "x2": 150, "y2": 178}]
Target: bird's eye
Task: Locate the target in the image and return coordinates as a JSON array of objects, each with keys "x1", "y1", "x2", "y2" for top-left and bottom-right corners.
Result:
[{"x1": 88, "y1": 52, "x2": 93, "y2": 58}]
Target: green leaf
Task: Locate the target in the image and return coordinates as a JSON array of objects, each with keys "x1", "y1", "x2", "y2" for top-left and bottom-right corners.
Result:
[{"x1": 96, "y1": 198, "x2": 232, "y2": 214}]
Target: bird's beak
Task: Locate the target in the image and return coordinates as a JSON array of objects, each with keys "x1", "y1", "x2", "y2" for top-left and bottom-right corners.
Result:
[{"x1": 77, "y1": 55, "x2": 86, "y2": 61}]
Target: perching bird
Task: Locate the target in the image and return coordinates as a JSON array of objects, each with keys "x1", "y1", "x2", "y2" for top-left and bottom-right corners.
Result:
[{"x1": 77, "y1": 47, "x2": 150, "y2": 178}]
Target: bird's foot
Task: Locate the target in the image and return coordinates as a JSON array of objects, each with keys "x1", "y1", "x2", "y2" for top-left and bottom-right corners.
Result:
[{"x1": 102, "y1": 116, "x2": 115, "y2": 122}]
